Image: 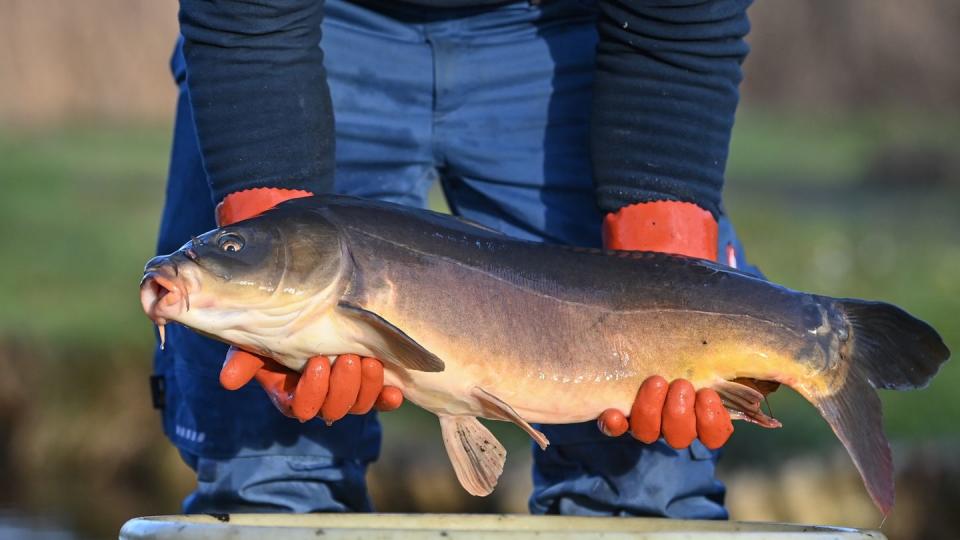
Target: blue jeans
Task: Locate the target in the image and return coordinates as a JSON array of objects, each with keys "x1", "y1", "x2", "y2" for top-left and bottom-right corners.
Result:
[{"x1": 158, "y1": 0, "x2": 753, "y2": 518}]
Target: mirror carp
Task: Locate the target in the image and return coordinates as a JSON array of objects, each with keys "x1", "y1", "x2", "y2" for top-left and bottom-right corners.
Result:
[{"x1": 140, "y1": 195, "x2": 949, "y2": 515}]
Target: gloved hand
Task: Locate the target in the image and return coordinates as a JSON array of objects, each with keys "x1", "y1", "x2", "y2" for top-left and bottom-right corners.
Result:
[
  {"x1": 215, "y1": 188, "x2": 404, "y2": 422},
  {"x1": 220, "y1": 348, "x2": 404, "y2": 421},
  {"x1": 596, "y1": 201, "x2": 733, "y2": 450}
]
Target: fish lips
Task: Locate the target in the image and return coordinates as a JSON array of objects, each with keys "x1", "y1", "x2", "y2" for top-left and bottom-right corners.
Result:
[{"x1": 140, "y1": 262, "x2": 188, "y2": 325}]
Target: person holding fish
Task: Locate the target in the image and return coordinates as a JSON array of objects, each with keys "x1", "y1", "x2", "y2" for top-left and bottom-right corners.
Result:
[{"x1": 155, "y1": 0, "x2": 760, "y2": 519}]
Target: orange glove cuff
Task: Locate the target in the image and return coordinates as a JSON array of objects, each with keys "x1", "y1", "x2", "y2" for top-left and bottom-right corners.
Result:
[
  {"x1": 216, "y1": 187, "x2": 313, "y2": 226},
  {"x1": 602, "y1": 201, "x2": 718, "y2": 261}
]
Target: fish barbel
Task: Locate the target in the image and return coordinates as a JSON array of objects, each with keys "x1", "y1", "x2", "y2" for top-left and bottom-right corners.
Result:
[{"x1": 139, "y1": 195, "x2": 949, "y2": 515}]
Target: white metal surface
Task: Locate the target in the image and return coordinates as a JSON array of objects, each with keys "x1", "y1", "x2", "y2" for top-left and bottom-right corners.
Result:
[{"x1": 119, "y1": 513, "x2": 887, "y2": 540}]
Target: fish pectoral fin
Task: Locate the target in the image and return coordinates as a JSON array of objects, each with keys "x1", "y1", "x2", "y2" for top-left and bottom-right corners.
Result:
[
  {"x1": 472, "y1": 387, "x2": 549, "y2": 450},
  {"x1": 336, "y1": 302, "x2": 444, "y2": 372},
  {"x1": 439, "y1": 415, "x2": 505, "y2": 497},
  {"x1": 712, "y1": 379, "x2": 782, "y2": 428}
]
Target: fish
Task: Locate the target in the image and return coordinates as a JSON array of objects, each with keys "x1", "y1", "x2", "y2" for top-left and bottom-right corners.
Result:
[{"x1": 139, "y1": 195, "x2": 949, "y2": 515}]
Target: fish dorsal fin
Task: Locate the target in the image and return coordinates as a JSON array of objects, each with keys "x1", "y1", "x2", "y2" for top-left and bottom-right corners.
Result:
[
  {"x1": 439, "y1": 415, "x2": 505, "y2": 497},
  {"x1": 472, "y1": 387, "x2": 549, "y2": 450},
  {"x1": 337, "y1": 302, "x2": 445, "y2": 372}
]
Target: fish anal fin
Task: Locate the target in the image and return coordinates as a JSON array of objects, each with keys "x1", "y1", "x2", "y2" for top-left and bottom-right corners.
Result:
[
  {"x1": 472, "y1": 387, "x2": 549, "y2": 450},
  {"x1": 439, "y1": 415, "x2": 505, "y2": 497},
  {"x1": 730, "y1": 377, "x2": 781, "y2": 397},
  {"x1": 713, "y1": 379, "x2": 782, "y2": 429},
  {"x1": 336, "y1": 302, "x2": 444, "y2": 372}
]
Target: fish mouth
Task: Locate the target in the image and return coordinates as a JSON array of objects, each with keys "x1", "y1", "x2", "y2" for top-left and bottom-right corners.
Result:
[{"x1": 140, "y1": 263, "x2": 189, "y2": 327}]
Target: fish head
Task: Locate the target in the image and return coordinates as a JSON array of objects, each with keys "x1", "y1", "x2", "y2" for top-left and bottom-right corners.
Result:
[{"x1": 139, "y1": 206, "x2": 346, "y2": 355}]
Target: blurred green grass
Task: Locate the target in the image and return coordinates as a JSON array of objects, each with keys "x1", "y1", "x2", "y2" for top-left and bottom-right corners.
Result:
[
  {"x1": 726, "y1": 109, "x2": 960, "y2": 183},
  {"x1": 0, "y1": 124, "x2": 167, "y2": 348},
  {"x1": 0, "y1": 110, "x2": 956, "y2": 459}
]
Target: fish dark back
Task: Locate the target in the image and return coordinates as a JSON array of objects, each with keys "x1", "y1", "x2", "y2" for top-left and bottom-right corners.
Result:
[{"x1": 273, "y1": 195, "x2": 810, "y2": 327}]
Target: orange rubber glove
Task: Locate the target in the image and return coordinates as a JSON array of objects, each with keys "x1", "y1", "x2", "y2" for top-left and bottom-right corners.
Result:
[
  {"x1": 215, "y1": 188, "x2": 404, "y2": 422},
  {"x1": 220, "y1": 348, "x2": 404, "y2": 421},
  {"x1": 596, "y1": 201, "x2": 733, "y2": 450}
]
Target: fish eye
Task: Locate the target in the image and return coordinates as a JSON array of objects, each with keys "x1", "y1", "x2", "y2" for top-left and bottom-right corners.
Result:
[{"x1": 217, "y1": 233, "x2": 245, "y2": 253}]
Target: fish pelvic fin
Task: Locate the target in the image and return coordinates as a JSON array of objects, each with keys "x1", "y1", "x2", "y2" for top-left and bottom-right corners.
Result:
[
  {"x1": 472, "y1": 387, "x2": 549, "y2": 450},
  {"x1": 438, "y1": 415, "x2": 505, "y2": 497},
  {"x1": 803, "y1": 298, "x2": 950, "y2": 517},
  {"x1": 336, "y1": 302, "x2": 445, "y2": 372}
]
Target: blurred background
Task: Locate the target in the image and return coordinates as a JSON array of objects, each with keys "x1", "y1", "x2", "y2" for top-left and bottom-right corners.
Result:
[{"x1": 0, "y1": 1, "x2": 957, "y2": 538}]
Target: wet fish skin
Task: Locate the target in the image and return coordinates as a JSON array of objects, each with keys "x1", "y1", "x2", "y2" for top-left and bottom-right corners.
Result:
[{"x1": 139, "y1": 195, "x2": 950, "y2": 515}]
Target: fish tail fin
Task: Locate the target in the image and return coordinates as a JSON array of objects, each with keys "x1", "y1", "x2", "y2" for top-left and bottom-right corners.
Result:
[
  {"x1": 803, "y1": 298, "x2": 950, "y2": 516},
  {"x1": 836, "y1": 298, "x2": 949, "y2": 391},
  {"x1": 807, "y1": 371, "x2": 894, "y2": 515}
]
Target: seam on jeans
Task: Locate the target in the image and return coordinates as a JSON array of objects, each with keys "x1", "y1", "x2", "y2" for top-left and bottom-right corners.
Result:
[
  {"x1": 192, "y1": 454, "x2": 346, "y2": 463},
  {"x1": 324, "y1": 18, "x2": 428, "y2": 45},
  {"x1": 425, "y1": 35, "x2": 445, "y2": 168}
]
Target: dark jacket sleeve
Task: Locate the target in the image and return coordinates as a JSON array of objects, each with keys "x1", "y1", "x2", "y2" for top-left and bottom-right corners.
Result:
[
  {"x1": 178, "y1": 0, "x2": 333, "y2": 204},
  {"x1": 591, "y1": 0, "x2": 752, "y2": 219}
]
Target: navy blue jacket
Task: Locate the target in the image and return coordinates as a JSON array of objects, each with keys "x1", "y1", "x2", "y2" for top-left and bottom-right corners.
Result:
[{"x1": 178, "y1": 0, "x2": 751, "y2": 219}]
